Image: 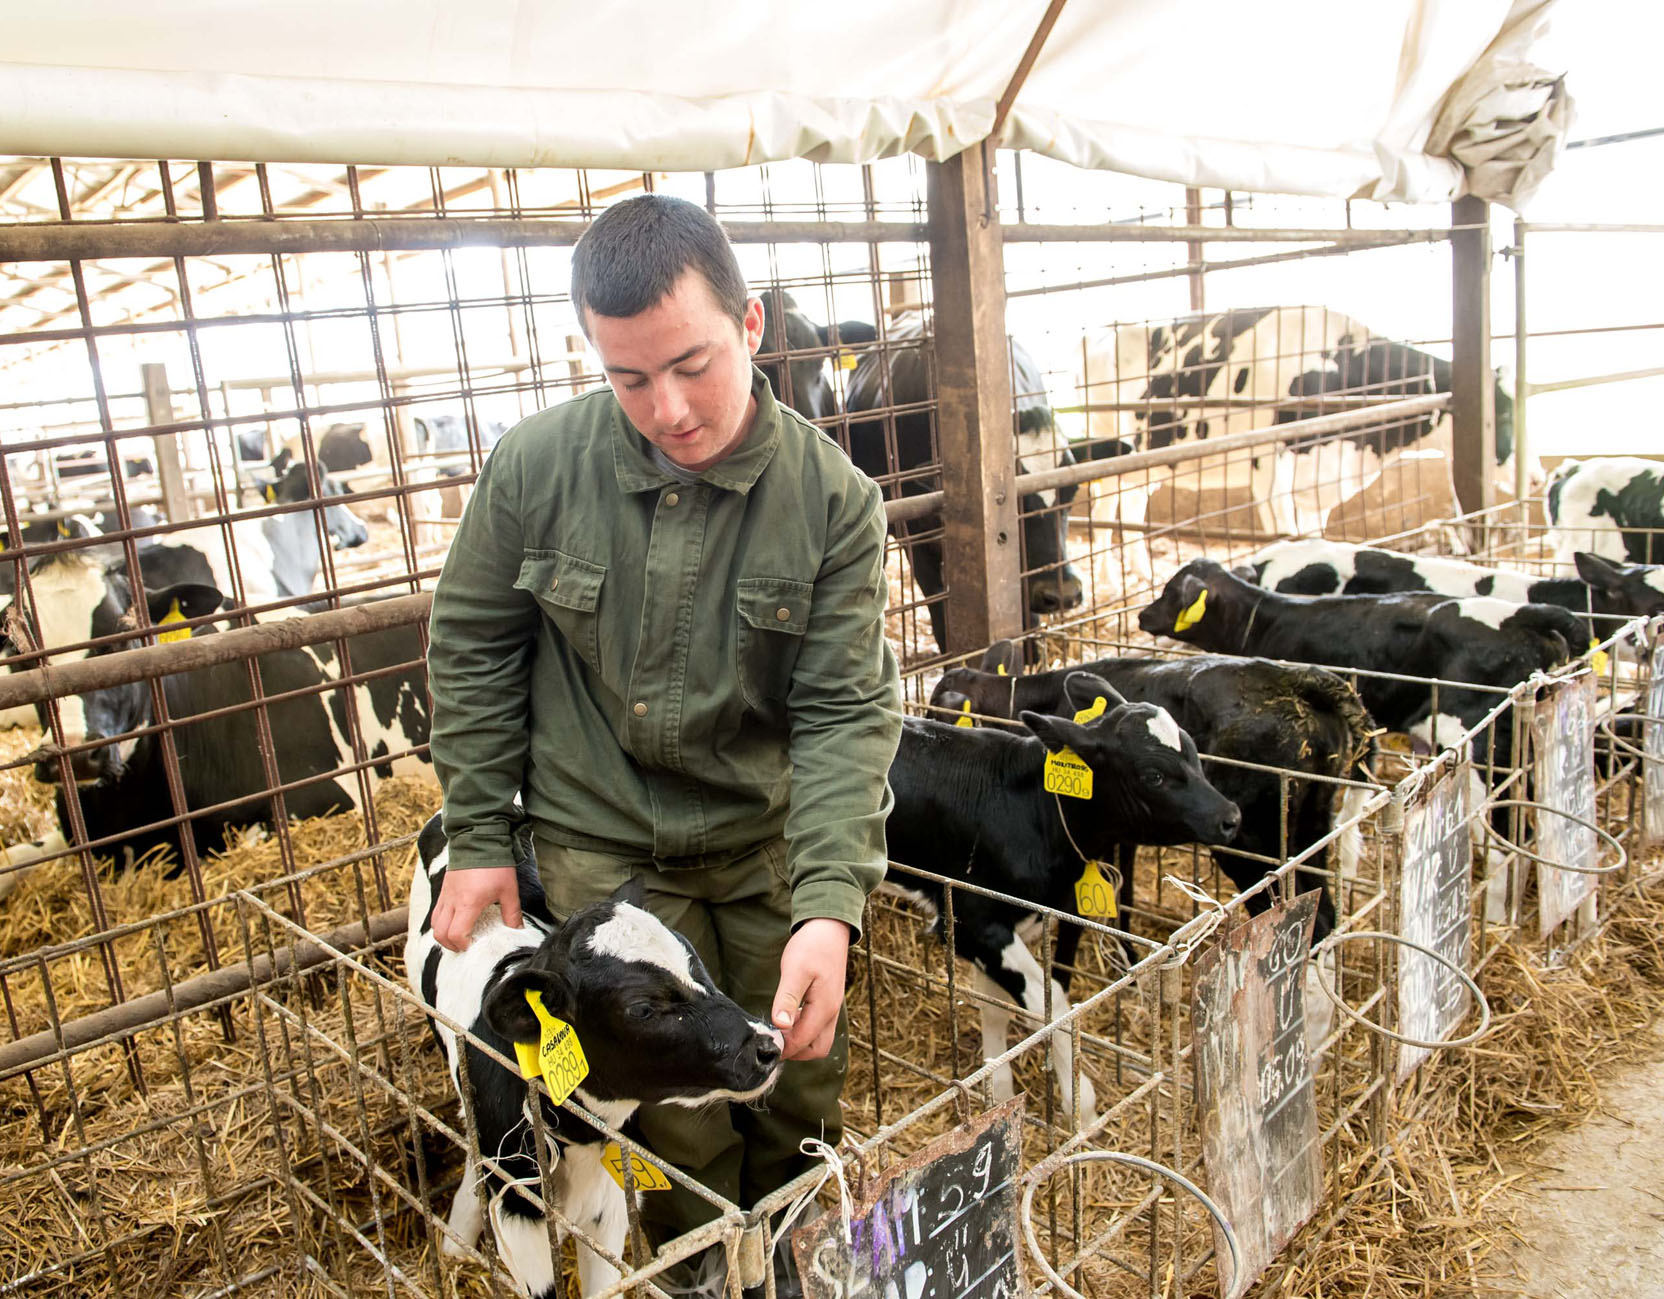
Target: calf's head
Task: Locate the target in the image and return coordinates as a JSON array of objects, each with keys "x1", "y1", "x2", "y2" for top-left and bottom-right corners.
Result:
[
  {"x1": 1574, "y1": 551, "x2": 1664, "y2": 623},
  {"x1": 1137, "y1": 558, "x2": 1241, "y2": 646},
  {"x1": 1020, "y1": 670, "x2": 1240, "y2": 848},
  {"x1": 482, "y1": 886, "x2": 783, "y2": 1108}
]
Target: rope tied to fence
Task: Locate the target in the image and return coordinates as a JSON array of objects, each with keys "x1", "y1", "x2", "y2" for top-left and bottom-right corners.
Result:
[
  {"x1": 1159, "y1": 875, "x2": 1228, "y2": 970},
  {"x1": 775, "y1": 1138, "x2": 855, "y2": 1249}
]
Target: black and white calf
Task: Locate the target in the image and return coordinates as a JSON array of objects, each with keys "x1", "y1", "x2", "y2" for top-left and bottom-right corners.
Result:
[
  {"x1": 0, "y1": 575, "x2": 429, "y2": 898},
  {"x1": 1138, "y1": 559, "x2": 1585, "y2": 755},
  {"x1": 404, "y1": 815, "x2": 782, "y2": 1297},
  {"x1": 1547, "y1": 456, "x2": 1664, "y2": 569},
  {"x1": 928, "y1": 643, "x2": 1373, "y2": 943},
  {"x1": 846, "y1": 313, "x2": 1105, "y2": 652},
  {"x1": 1245, "y1": 538, "x2": 1664, "y2": 637},
  {"x1": 1079, "y1": 307, "x2": 1516, "y2": 542},
  {"x1": 884, "y1": 672, "x2": 1240, "y2": 1115}
]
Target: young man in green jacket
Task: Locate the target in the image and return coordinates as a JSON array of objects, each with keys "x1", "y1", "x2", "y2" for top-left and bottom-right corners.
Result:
[{"x1": 424, "y1": 193, "x2": 903, "y2": 1271}]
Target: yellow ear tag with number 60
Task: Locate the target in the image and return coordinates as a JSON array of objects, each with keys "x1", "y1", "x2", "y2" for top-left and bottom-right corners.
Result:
[
  {"x1": 1588, "y1": 639, "x2": 1609, "y2": 678},
  {"x1": 514, "y1": 990, "x2": 590, "y2": 1103},
  {"x1": 1043, "y1": 695, "x2": 1107, "y2": 800},
  {"x1": 157, "y1": 598, "x2": 191, "y2": 644},
  {"x1": 955, "y1": 700, "x2": 975, "y2": 727},
  {"x1": 602, "y1": 1142, "x2": 672, "y2": 1192},
  {"x1": 1074, "y1": 859, "x2": 1118, "y2": 919},
  {"x1": 1174, "y1": 589, "x2": 1208, "y2": 633}
]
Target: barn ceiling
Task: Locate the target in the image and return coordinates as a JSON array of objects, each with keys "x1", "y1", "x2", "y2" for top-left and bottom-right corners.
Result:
[{"x1": 0, "y1": 0, "x2": 1566, "y2": 206}]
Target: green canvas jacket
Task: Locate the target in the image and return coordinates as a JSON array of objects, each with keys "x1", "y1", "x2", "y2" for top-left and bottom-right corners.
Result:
[{"x1": 427, "y1": 368, "x2": 902, "y2": 934}]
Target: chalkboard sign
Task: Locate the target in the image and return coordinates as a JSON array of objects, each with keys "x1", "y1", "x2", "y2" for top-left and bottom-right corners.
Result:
[
  {"x1": 1532, "y1": 675, "x2": 1598, "y2": 939},
  {"x1": 794, "y1": 1097, "x2": 1023, "y2": 1299},
  {"x1": 1645, "y1": 639, "x2": 1664, "y2": 848},
  {"x1": 1396, "y1": 758, "x2": 1474, "y2": 1081},
  {"x1": 1192, "y1": 893, "x2": 1321, "y2": 1299}
]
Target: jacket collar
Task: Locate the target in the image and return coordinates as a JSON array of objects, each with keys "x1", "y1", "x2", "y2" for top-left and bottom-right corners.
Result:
[{"x1": 612, "y1": 367, "x2": 781, "y2": 495}]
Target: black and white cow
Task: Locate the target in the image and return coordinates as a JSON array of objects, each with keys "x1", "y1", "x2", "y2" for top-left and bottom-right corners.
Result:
[
  {"x1": 928, "y1": 644, "x2": 1373, "y2": 944},
  {"x1": 0, "y1": 579, "x2": 429, "y2": 898},
  {"x1": 1547, "y1": 457, "x2": 1664, "y2": 569},
  {"x1": 0, "y1": 514, "x2": 108, "y2": 598},
  {"x1": 1079, "y1": 307, "x2": 1516, "y2": 541},
  {"x1": 1244, "y1": 538, "x2": 1664, "y2": 640},
  {"x1": 884, "y1": 672, "x2": 1240, "y2": 1115},
  {"x1": 846, "y1": 313, "x2": 1100, "y2": 653},
  {"x1": 404, "y1": 816, "x2": 782, "y2": 1298},
  {"x1": 754, "y1": 287, "x2": 876, "y2": 424},
  {"x1": 1138, "y1": 559, "x2": 1584, "y2": 755}
]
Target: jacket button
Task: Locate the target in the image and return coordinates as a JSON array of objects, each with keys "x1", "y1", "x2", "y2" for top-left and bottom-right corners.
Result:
[
  {"x1": 633, "y1": 702, "x2": 648, "y2": 717},
  {"x1": 776, "y1": 607, "x2": 791, "y2": 622},
  {"x1": 549, "y1": 577, "x2": 559, "y2": 591},
  {"x1": 665, "y1": 492, "x2": 680, "y2": 507}
]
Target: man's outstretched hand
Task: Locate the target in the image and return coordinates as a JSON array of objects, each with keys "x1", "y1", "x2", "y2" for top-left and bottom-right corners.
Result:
[
  {"x1": 431, "y1": 865, "x2": 522, "y2": 952},
  {"x1": 771, "y1": 918, "x2": 851, "y2": 1061}
]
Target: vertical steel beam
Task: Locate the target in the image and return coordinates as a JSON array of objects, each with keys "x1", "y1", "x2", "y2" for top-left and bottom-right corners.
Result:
[
  {"x1": 1185, "y1": 187, "x2": 1206, "y2": 313},
  {"x1": 142, "y1": 361, "x2": 192, "y2": 524},
  {"x1": 927, "y1": 144, "x2": 1022, "y2": 653},
  {"x1": 1513, "y1": 218, "x2": 1530, "y2": 504},
  {"x1": 1451, "y1": 194, "x2": 1495, "y2": 517}
]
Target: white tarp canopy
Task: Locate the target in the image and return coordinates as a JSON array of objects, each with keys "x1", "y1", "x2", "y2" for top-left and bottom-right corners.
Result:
[{"x1": 0, "y1": 0, "x2": 1568, "y2": 206}]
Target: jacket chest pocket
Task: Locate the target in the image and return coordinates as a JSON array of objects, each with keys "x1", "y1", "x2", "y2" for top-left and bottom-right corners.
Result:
[
  {"x1": 736, "y1": 576, "x2": 812, "y2": 712},
  {"x1": 517, "y1": 549, "x2": 606, "y2": 674}
]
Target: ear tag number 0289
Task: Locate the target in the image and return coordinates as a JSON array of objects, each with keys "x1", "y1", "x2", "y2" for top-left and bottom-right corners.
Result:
[
  {"x1": 1043, "y1": 695, "x2": 1107, "y2": 800},
  {"x1": 157, "y1": 598, "x2": 191, "y2": 644},
  {"x1": 514, "y1": 990, "x2": 590, "y2": 1104},
  {"x1": 1074, "y1": 859, "x2": 1118, "y2": 919},
  {"x1": 602, "y1": 1142, "x2": 672, "y2": 1192}
]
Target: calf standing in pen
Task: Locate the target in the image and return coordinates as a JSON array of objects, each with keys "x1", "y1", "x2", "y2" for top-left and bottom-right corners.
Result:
[
  {"x1": 1547, "y1": 456, "x2": 1664, "y2": 569},
  {"x1": 884, "y1": 671, "x2": 1240, "y2": 1117},
  {"x1": 929, "y1": 642, "x2": 1374, "y2": 942},
  {"x1": 405, "y1": 815, "x2": 783, "y2": 1298}
]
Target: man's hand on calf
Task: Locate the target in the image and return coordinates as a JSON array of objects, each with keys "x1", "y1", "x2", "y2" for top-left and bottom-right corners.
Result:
[
  {"x1": 772, "y1": 917, "x2": 850, "y2": 1061},
  {"x1": 431, "y1": 866, "x2": 522, "y2": 952}
]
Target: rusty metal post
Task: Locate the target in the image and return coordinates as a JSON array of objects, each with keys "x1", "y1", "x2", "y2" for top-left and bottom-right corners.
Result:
[
  {"x1": 142, "y1": 361, "x2": 192, "y2": 524},
  {"x1": 1450, "y1": 195, "x2": 1496, "y2": 518},
  {"x1": 926, "y1": 143, "x2": 1023, "y2": 653},
  {"x1": 1184, "y1": 187, "x2": 1206, "y2": 312}
]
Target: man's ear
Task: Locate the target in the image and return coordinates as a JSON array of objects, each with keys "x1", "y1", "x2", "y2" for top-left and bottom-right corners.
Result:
[
  {"x1": 1019, "y1": 710, "x2": 1088, "y2": 756},
  {"x1": 483, "y1": 960, "x2": 575, "y2": 1044},
  {"x1": 980, "y1": 639, "x2": 1021, "y2": 675},
  {"x1": 742, "y1": 295, "x2": 766, "y2": 355}
]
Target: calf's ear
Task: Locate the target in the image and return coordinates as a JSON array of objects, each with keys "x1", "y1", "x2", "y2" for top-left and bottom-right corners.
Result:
[
  {"x1": 144, "y1": 582, "x2": 224, "y2": 626},
  {"x1": 1019, "y1": 710, "x2": 1089, "y2": 756},
  {"x1": 1063, "y1": 670, "x2": 1126, "y2": 712},
  {"x1": 606, "y1": 875, "x2": 647, "y2": 909},
  {"x1": 1573, "y1": 551, "x2": 1625, "y2": 592},
  {"x1": 483, "y1": 960, "x2": 576, "y2": 1044},
  {"x1": 980, "y1": 640, "x2": 1021, "y2": 675}
]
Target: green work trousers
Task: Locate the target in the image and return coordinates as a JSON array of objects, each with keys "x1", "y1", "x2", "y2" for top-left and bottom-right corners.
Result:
[{"x1": 535, "y1": 835, "x2": 849, "y2": 1243}]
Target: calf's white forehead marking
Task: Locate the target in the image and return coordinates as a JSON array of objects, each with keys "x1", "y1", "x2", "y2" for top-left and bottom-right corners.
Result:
[
  {"x1": 587, "y1": 902, "x2": 702, "y2": 992},
  {"x1": 1015, "y1": 429, "x2": 1062, "y2": 510},
  {"x1": 1456, "y1": 596, "x2": 1514, "y2": 630},
  {"x1": 1145, "y1": 708, "x2": 1183, "y2": 752}
]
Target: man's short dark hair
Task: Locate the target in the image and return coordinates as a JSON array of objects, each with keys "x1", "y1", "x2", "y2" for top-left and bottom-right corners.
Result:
[{"x1": 571, "y1": 194, "x2": 748, "y2": 333}]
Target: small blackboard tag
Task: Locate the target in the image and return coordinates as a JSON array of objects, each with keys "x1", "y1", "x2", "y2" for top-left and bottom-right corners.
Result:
[
  {"x1": 1532, "y1": 675, "x2": 1598, "y2": 938},
  {"x1": 1192, "y1": 893, "x2": 1322, "y2": 1299},
  {"x1": 793, "y1": 1097, "x2": 1024, "y2": 1299},
  {"x1": 1397, "y1": 758, "x2": 1474, "y2": 1080},
  {"x1": 1644, "y1": 640, "x2": 1664, "y2": 847}
]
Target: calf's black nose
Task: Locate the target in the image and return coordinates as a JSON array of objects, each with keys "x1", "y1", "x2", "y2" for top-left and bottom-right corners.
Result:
[
  {"x1": 1216, "y1": 804, "x2": 1242, "y2": 842},
  {"x1": 751, "y1": 1034, "x2": 782, "y2": 1072}
]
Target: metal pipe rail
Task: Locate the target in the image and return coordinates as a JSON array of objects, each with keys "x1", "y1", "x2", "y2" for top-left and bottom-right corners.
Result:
[
  {"x1": 1012, "y1": 392, "x2": 1450, "y2": 498},
  {"x1": 0, "y1": 217, "x2": 931, "y2": 263},
  {"x1": 1001, "y1": 223, "x2": 1450, "y2": 245}
]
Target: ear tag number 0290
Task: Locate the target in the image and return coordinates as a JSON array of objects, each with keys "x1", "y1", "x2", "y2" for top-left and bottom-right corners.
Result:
[
  {"x1": 157, "y1": 598, "x2": 191, "y2": 644},
  {"x1": 514, "y1": 990, "x2": 590, "y2": 1104},
  {"x1": 602, "y1": 1142, "x2": 672, "y2": 1192},
  {"x1": 1043, "y1": 695, "x2": 1107, "y2": 801},
  {"x1": 1074, "y1": 859, "x2": 1118, "y2": 919}
]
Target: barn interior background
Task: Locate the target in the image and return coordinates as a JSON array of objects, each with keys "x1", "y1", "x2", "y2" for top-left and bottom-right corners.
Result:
[{"x1": 2, "y1": 0, "x2": 1662, "y2": 1296}]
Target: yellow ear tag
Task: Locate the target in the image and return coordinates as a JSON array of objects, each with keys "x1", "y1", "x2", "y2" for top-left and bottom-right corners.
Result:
[
  {"x1": 955, "y1": 700, "x2": 975, "y2": 728},
  {"x1": 157, "y1": 598, "x2": 191, "y2": 644},
  {"x1": 57, "y1": 520, "x2": 72, "y2": 538},
  {"x1": 602, "y1": 1142, "x2": 672, "y2": 1192},
  {"x1": 1074, "y1": 859, "x2": 1118, "y2": 919},
  {"x1": 1043, "y1": 696, "x2": 1108, "y2": 800},
  {"x1": 838, "y1": 353, "x2": 859, "y2": 371},
  {"x1": 264, "y1": 484, "x2": 277, "y2": 504},
  {"x1": 996, "y1": 663, "x2": 1008, "y2": 676},
  {"x1": 1589, "y1": 639, "x2": 1609, "y2": 677},
  {"x1": 514, "y1": 990, "x2": 590, "y2": 1102},
  {"x1": 1174, "y1": 589, "x2": 1208, "y2": 633}
]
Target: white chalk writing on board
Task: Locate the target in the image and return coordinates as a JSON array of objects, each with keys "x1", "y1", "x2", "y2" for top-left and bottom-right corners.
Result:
[
  {"x1": 1397, "y1": 758, "x2": 1474, "y2": 1080},
  {"x1": 1532, "y1": 676, "x2": 1598, "y2": 939},
  {"x1": 1645, "y1": 640, "x2": 1664, "y2": 848}
]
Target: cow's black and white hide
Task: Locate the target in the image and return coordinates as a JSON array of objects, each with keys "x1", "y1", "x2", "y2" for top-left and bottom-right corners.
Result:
[
  {"x1": 846, "y1": 312, "x2": 1104, "y2": 653},
  {"x1": 754, "y1": 287, "x2": 876, "y2": 423},
  {"x1": 0, "y1": 582, "x2": 429, "y2": 898},
  {"x1": 404, "y1": 816, "x2": 782, "y2": 1298},
  {"x1": 1078, "y1": 307, "x2": 1517, "y2": 546},
  {"x1": 1547, "y1": 456, "x2": 1664, "y2": 569},
  {"x1": 1246, "y1": 538, "x2": 1664, "y2": 643},
  {"x1": 928, "y1": 643, "x2": 1374, "y2": 944},
  {"x1": 883, "y1": 672, "x2": 1240, "y2": 1117}
]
